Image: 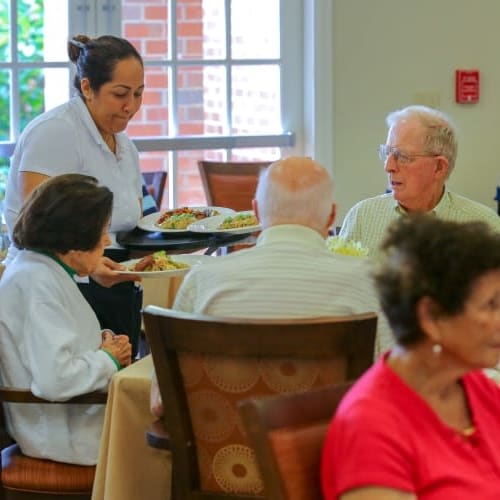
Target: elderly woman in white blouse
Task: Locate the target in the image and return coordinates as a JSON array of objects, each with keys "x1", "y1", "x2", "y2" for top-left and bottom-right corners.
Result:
[{"x1": 0, "y1": 174, "x2": 131, "y2": 465}]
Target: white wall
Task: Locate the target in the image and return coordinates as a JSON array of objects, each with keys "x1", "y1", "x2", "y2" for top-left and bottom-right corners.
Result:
[{"x1": 331, "y1": 0, "x2": 500, "y2": 222}]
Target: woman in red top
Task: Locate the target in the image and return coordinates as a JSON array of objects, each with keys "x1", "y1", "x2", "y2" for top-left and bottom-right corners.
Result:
[{"x1": 321, "y1": 214, "x2": 500, "y2": 500}]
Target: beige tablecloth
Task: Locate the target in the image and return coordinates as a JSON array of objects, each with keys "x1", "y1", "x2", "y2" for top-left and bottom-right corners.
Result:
[
  {"x1": 91, "y1": 355, "x2": 171, "y2": 500},
  {"x1": 92, "y1": 275, "x2": 185, "y2": 499}
]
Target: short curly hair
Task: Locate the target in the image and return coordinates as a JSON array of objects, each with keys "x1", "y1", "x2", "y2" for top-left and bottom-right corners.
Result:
[
  {"x1": 13, "y1": 174, "x2": 113, "y2": 254},
  {"x1": 373, "y1": 214, "x2": 500, "y2": 347}
]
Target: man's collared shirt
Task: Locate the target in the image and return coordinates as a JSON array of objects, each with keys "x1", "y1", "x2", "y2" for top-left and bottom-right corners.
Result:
[{"x1": 340, "y1": 189, "x2": 500, "y2": 256}]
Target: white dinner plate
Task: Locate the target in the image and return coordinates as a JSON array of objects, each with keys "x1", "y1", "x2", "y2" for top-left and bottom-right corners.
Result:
[
  {"x1": 187, "y1": 211, "x2": 262, "y2": 235},
  {"x1": 116, "y1": 254, "x2": 212, "y2": 278},
  {"x1": 137, "y1": 206, "x2": 235, "y2": 233}
]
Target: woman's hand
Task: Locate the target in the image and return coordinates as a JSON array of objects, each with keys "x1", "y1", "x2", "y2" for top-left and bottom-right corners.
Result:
[
  {"x1": 90, "y1": 256, "x2": 141, "y2": 287},
  {"x1": 100, "y1": 331, "x2": 133, "y2": 368}
]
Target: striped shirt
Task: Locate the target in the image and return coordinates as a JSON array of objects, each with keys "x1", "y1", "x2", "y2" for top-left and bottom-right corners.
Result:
[
  {"x1": 340, "y1": 189, "x2": 500, "y2": 257},
  {"x1": 174, "y1": 224, "x2": 390, "y2": 355}
]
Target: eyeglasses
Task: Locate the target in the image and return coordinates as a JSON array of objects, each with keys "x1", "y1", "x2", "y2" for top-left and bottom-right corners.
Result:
[{"x1": 378, "y1": 144, "x2": 439, "y2": 165}]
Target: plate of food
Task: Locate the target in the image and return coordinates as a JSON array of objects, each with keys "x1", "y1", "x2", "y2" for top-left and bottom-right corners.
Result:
[
  {"x1": 117, "y1": 251, "x2": 211, "y2": 277},
  {"x1": 187, "y1": 211, "x2": 261, "y2": 235},
  {"x1": 138, "y1": 206, "x2": 235, "y2": 233}
]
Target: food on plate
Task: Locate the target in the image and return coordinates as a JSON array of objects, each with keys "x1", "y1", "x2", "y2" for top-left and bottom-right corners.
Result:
[
  {"x1": 217, "y1": 213, "x2": 259, "y2": 230},
  {"x1": 130, "y1": 251, "x2": 190, "y2": 272},
  {"x1": 325, "y1": 236, "x2": 370, "y2": 257},
  {"x1": 155, "y1": 207, "x2": 220, "y2": 230}
]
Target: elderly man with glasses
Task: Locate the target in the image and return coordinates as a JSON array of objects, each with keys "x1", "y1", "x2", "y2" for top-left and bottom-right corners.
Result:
[{"x1": 339, "y1": 105, "x2": 500, "y2": 256}]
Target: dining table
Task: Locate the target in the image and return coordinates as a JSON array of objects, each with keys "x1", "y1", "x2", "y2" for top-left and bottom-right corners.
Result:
[
  {"x1": 91, "y1": 269, "x2": 188, "y2": 500},
  {"x1": 91, "y1": 354, "x2": 171, "y2": 500}
]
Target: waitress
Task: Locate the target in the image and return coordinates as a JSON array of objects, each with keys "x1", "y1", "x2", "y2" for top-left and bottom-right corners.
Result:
[{"x1": 3, "y1": 34, "x2": 145, "y2": 356}]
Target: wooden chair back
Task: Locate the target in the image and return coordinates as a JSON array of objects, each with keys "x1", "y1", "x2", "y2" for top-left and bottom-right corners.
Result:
[
  {"x1": 197, "y1": 160, "x2": 272, "y2": 211},
  {"x1": 143, "y1": 171, "x2": 167, "y2": 208},
  {"x1": 143, "y1": 306, "x2": 376, "y2": 499},
  {"x1": 0, "y1": 388, "x2": 106, "y2": 499},
  {"x1": 238, "y1": 382, "x2": 353, "y2": 500}
]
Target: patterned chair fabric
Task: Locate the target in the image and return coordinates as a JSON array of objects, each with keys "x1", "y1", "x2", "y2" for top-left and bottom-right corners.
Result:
[
  {"x1": 143, "y1": 306, "x2": 377, "y2": 500},
  {"x1": 181, "y1": 353, "x2": 347, "y2": 494}
]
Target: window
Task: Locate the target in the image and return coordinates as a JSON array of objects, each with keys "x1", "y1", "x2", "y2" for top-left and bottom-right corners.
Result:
[
  {"x1": 0, "y1": 0, "x2": 71, "y2": 201},
  {"x1": 0, "y1": 0, "x2": 323, "y2": 208},
  {"x1": 122, "y1": 0, "x2": 296, "y2": 206}
]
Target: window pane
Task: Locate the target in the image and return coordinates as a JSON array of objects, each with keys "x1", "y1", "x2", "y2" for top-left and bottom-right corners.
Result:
[
  {"x1": 19, "y1": 68, "x2": 68, "y2": 132},
  {"x1": 0, "y1": 1, "x2": 11, "y2": 63},
  {"x1": 17, "y1": 0, "x2": 43, "y2": 62},
  {"x1": 177, "y1": 149, "x2": 226, "y2": 206},
  {"x1": 129, "y1": 66, "x2": 169, "y2": 137},
  {"x1": 44, "y1": 68, "x2": 70, "y2": 111},
  {"x1": 139, "y1": 153, "x2": 169, "y2": 177},
  {"x1": 230, "y1": 148, "x2": 281, "y2": 162},
  {"x1": 177, "y1": 65, "x2": 226, "y2": 136},
  {"x1": 177, "y1": 0, "x2": 226, "y2": 60},
  {"x1": 0, "y1": 69, "x2": 9, "y2": 140},
  {"x1": 16, "y1": 0, "x2": 68, "y2": 62},
  {"x1": 19, "y1": 68, "x2": 45, "y2": 130},
  {"x1": 139, "y1": 151, "x2": 170, "y2": 209},
  {"x1": 122, "y1": 0, "x2": 169, "y2": 62},
  {"x1": 231, "y1": 65, "x2": 281, "y2": 134},
  {"x1": 41, "y1": 1, "x2": 68, "y2": 62},
  {"x1": 231, "y1": 0, "x2": 280, "y2": 59}
]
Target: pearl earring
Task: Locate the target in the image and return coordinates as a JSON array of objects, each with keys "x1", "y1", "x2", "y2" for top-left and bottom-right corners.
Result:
[{"x1": 432, "y1": 344, "x2": 442, "y2": 355}]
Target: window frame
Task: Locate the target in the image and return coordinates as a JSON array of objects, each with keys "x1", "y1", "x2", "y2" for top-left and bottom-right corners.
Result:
[{"x1": 0, "y1": 0, "x2": 334, "y2": 206}]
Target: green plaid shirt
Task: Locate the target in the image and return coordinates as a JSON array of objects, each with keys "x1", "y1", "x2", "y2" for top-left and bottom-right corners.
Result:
[{"x1": 340, "y1": 189, "x2": 500, "y2": 257}]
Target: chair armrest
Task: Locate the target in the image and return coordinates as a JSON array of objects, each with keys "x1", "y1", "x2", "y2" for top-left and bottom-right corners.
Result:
[
  {"x1": 0, "y1": 387, "x2": 108, "y2": 404},
  {"x1": 146, "y1": 419, "x2": 171, "y2": 450}
]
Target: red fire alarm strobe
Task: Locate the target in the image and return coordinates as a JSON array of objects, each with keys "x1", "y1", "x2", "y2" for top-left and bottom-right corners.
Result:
[{"x1": 455, "y1": 69, "x2": 480, "y2": 104}]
